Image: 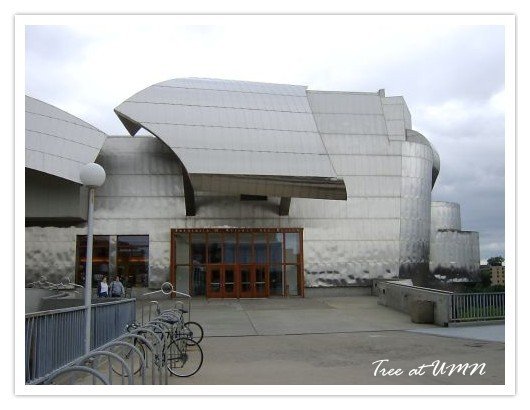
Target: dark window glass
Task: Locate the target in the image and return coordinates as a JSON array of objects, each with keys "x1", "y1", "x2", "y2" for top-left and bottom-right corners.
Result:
[
  {"x1": 208, "y1": 233, "x2": 222, "y2": 264},
  {"x1": 269, "y1": 233, "x2": 283, "y2": 264},
  {"x1": 117, "y1": 235, "x2": 149, "y2": 287},
  {"x1": 238, "y1": 233, "x2": 253, "y2": 263},
  {"x1": 190, "y1": 233, "x2": 206, "y2": 296},
  {"x1": 76, "y1": 235, "x2": 110, "y2": 287},
  {"x1": 191, "y1": 233, "x2": 207, "y2": 265},
  {"x1": 224, "y1": 233, "x2": 236, "y2": 263},
  {"x1": 254, "y1": 233, "x2": 268, "y2": 263},
  {"x1": 269, "y1": 265, "x2": 283, "y2": 296}
]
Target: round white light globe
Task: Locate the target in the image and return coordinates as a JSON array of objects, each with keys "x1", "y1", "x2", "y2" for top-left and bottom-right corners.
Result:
[{"x1": 79, "y1": 163, "x2": 106, "y2": 187}]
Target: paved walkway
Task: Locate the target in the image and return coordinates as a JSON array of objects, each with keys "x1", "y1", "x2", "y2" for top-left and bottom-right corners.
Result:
[
  {"x1": 408, "y1": 325, "x2": 505, "y2": 343},
  {"x1": 135, "y1": 295, "x2": 504, "y2": 385},
  {"x1": 138, "y1": 296, "x2": 440, "y2": 337}
]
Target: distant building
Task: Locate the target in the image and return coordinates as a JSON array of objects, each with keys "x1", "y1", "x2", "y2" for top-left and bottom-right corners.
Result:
[{"x1": 491, "y1": 265, "x2": 505, "y2": 286}]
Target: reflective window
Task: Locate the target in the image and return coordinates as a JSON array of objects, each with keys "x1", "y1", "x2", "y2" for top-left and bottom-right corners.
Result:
[
  {"x1": 238, "y1": 233, "x2": 253, "y2": 263},
  {"x1": 208, "y1": 233, "x2": 222, "y2": 264},
  {"x1": 224, "y1": 233, "x2": 236, "y2": 263},
  {"x1": 269, "y1": 265, "x2": 283, "y2": 295},
  {"x1": 175, "y1": 233, "x2": 190, "y2": 264},
  {"x1": 76, "y1": 235, "x2": 110, "y2": 287},
  {"x1": 173, "y1": 229, "x2": 303, "y2": 297},
  {"x1": 269, "y1": 233, "x2": 283, "y2": 264},
  {"x1": 117, "y1": 235, "x2": 149, "y2": 287},
  {"x1": 285, "y1": 233, "x2": 300, "y2": 264},
  {"x1": 254, "y1": 233, "x2": 268, "y2": 264},
  {"x1": 191, "y1": 233, "x2": 206, "y2": 265}
]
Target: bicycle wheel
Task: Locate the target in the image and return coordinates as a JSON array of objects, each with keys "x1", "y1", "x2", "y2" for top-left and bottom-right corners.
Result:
[
  {"x1": 111, "y1": 339, "x2": 146, "y2": 377},
  {"x1": 183, "y1": 321, "x2": 204, "y2": 344},
  {"x1": 166, "y1": 337, "x2": 203, "y2": 377}
]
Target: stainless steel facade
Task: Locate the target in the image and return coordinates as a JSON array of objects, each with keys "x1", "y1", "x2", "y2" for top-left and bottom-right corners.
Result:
[
  {"x1": 25, "y1": 79, "x2": 480, "y2": 289},
  {"x1": 429, "y1": 201, "x2": 480, "y2": 281},
  {"x1": 114, "y1": 78, "x2": 347, "y2": 202},
  {"x1": 25, "y1": 96, "x2": 107, "y2": 184}
]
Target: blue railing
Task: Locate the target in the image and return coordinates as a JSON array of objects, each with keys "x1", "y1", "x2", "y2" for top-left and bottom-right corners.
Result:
[{"x1": 25, "y1": 298, "x2": 136, "y2": 384}]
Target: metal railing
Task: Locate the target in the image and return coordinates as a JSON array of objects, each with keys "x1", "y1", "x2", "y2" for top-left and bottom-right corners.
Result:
[
  {"x1": 25, "y1": 298, "x2": 136, "y2": 384},
  {"x1": 450, "y1": 292, "x2": 505, "y2": 322}
]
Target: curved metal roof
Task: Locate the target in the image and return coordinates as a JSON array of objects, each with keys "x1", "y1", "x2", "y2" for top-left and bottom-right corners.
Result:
[
  {"x1": 405, "y1": 129, "x2": 440, "y2": 187},
  {"x1": 25, "y1": 96, "x2": 108, "y2": 183},
  {"x1": 114, "y1": 78, "x2": 347, "y2": 207}
]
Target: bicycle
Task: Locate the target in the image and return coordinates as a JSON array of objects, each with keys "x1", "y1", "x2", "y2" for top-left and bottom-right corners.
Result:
[
  {"x1": 152, "y1": 308, "x2": 204, "y2": 377},
  {"x1": 112, "y1": 284, "x2": 205, "y2": 378}
]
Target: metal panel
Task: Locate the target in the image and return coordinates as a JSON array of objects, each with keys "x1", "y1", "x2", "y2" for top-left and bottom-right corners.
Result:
[
  {"x1": 343, "y1": 176, "x2": 402, "y2": 197},
  {"x1": 321, "y1": 134, "x2": 400, "y2": 155},
  {"x1": 131, "y1": 85, "x2": 312, "y2": 112},
  {"x1": 312, "y1": 113, "x2": 388, "y2": 135},
  {"x1": 332, "y1": 155, "x2": 402, "y2": 176},
  {"x1": 114, "y1": 78, "x2": 346, "y2": 201},
  {"x1": 25, "y1": 96, "x2": 107, "y2": 183},
  {"x1": 141, "y1": 123, "x2": 326, "y2": 154},
  {"x1": 398, "y1": 139, "x2": 434, "y2": 283},
  {"x1": 431, "y1": 202, "x2": 462, "y2": 231},
  {"x1": 154, "y1": 78, "x2": 308, "y2": 96},
  {"x1": 429, "y1": 230, "x2": 480, "y2": 281}
]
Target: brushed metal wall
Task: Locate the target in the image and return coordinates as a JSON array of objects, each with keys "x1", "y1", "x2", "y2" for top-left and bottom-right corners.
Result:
[
  {"x1": 429, "y1": 201, "x2": 480, "y2": 281},
  {"x1": 25, "y1": 81, "x2": 478, "y2": 288}
]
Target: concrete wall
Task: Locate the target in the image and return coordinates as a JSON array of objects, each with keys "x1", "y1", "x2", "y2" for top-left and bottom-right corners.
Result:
[{"x1": 376, "y1": 280, "x2": 452, "y2": 326}]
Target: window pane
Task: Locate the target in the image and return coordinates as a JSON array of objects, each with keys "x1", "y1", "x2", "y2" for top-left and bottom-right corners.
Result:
[
  {"x1": 76, "y1": 235, "x2": 110, "y2": 287},
  {"x1": 208, "y1": 233, "x2": 222, "y2": 264},
  {"x1": 285, "y1": 264, "x2": 299, "y2": 296},
  {"x1": 191, "y1": 233, "x2": 206, "y2": 265},
  {"x1": 175, "y1": 265, "x2": 190, "y2": 294},
  {"x1": 191, "y1": 233, "x2": 206, "y2": 295},
  {"x1": 254, "y1": 233, "x2": 268, "y2": 264},
  {"x1": 191, "y1": 262, "x2": 206, "y2": 296},
  {"x1": 117, "y1": 235, "x2": 149, "y2": 287},
  {"x1": 269, "y1": 265, "x2": 283, "y2": 295},
  {"x1": 238, "y1": 233, "x2": 253, "y2": 263},
  {"x1": 224, "y1": 233, "x2": 236, "y2": 263},
  {"x1": 269, "y1": 233, "x2": 283, "y2": 264},
  {"x1": 285, "y1": 233, "x2": 300, "y2": 264},
  {"x1": 175, "y1": 233, "x2": 189, "y2": 264}
]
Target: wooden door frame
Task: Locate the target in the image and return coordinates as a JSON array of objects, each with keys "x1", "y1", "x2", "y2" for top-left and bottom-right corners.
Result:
[
  {"x1": 206, "y1": 265, "x2": 223, "y2": 298},
  {"x1": 170, "y1": 228, "x2": 305, "y2": 298}
]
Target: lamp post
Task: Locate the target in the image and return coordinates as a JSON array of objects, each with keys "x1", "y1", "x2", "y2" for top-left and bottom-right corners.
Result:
[{"x1": 79, "y1": 163, "x2": 106, "y2": 354}]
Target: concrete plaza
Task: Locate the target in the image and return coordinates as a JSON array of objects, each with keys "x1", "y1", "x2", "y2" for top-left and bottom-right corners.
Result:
[{"x1": 138, "y1": 296, "x2": 505, "y2": 385}]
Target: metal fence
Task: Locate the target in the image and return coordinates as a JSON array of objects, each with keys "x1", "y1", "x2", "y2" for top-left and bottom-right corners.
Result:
[
  {"x1": 450, "y1": 292, "x2": 505, "y2": 322},
  {"x1": 25, "y1": 298, "x2": 136, "y2": 384}
]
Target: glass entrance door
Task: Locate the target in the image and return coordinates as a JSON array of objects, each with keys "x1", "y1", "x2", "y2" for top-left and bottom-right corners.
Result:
[
  {"x1": 206, "y1": 265, "x2": 238, "y2": 298},
  {"x1": 206, "y1": 266, "x2": 222, "y2": 298},
  {"x1": 238, "y1": 265, "x2": 269, "y2": 298},
  {"x1": 254, "y1": 265, "x2": 269, "y2": 298},
  {"x1": 223, "y1": 265, "x2": 237, "y2": 298}
]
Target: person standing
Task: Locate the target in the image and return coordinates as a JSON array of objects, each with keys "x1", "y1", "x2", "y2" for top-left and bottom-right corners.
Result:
[
  {"x1": 97, "y1": 276, "x2": 109, "y2": 297},
  {"x1": 109, "y1": 275, "x2": 125, "y2": 298}
]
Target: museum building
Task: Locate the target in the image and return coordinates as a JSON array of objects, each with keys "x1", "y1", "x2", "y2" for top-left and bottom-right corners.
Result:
[{"x1": 25, "y1": 78, "x2": 480, "y2": 298}]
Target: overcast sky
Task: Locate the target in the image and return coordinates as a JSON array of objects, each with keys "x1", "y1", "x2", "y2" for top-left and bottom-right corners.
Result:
[{"x1": 24, "y1": 17, "x2": 506, "y2": 263}]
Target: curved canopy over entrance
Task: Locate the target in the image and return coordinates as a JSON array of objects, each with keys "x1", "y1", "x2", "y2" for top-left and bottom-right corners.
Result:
[{"x1": 114, "y1": 78, "x2": 347, "y2": 216}]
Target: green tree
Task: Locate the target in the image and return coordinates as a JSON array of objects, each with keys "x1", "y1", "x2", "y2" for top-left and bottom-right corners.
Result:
[{"x1": 487, "y1": 256, "x2": 505, "y2": 266}]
